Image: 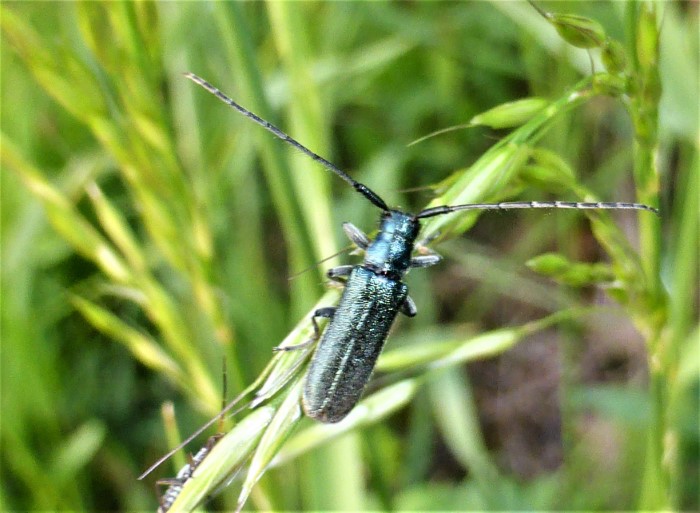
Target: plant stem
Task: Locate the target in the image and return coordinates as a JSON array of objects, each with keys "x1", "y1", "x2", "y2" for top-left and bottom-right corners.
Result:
[{"x1": 626, "y1": 2, "x2": 671, "y2": 509}]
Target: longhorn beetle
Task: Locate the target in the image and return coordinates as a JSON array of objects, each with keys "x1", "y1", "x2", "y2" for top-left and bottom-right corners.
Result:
[
  {"x1": 156, "y1": 433, "x2": 222, "y2": 513},
  {"x1": 185, "y1": 72, "x2": 657, "y2": 423},
  {"x1": 155, "y1": 361, "x2": 228, "y2": 513}
]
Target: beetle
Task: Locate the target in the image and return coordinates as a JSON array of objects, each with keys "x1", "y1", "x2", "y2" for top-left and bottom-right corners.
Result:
[
  {"x1": 156, "y1": 433, "x2": 222, "y2": 513},
  {"x1": 154, "y1": 360, "x2": 230, "y2": 513},
  {"x1": 184, "y1": 72, "x2": 657, "y2": 423}
]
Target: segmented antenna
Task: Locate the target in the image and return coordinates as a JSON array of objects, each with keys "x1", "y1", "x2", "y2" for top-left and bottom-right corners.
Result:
[
  {"x1": 184, "y1": 72, "x2": 389, "y2": 211},
  {"x1": 185, "y1": 73, "x2": 658, "y2": 220},
  {"x1": 417, "y1": 200, "x2": 659, "y2": 218}
]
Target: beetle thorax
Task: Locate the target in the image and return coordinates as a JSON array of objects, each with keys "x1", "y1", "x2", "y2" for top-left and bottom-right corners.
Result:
[{"x1": 363, "y1": 210, "x2": 420, "y2": 279}]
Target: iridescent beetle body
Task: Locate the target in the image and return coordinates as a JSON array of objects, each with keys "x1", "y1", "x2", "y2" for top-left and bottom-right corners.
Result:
[{"x1": 303, "y1": 211, "x2": 423, "y2": 421}]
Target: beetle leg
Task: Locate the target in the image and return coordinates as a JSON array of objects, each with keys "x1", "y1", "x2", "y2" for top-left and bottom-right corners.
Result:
[
  {"x1": 411, "y1": 241, "x2": 441, "y2": 268},
  {"x1": 274, "y1": 307, "x2": 336, "y2": 352},
  {"x1": 410, "y1": 253, "x2": 442, "y2": 268},
  {"x1": 327, "y1": 265, "x2": 353, "y2": 284},
  {"x1": 342, "y1": 222, "x2": 370, "y2": 250},
  {"x1": 401, "y1": 295, "x2": 417, "y2": 317},
  {"x1": 312, "y1": 307, "x2": 336, "y2": 336},
  {"x1": 156, "y1": 475, "x2": 186, "y2": 513},
  {"x1": 417, "y1": 230, "x2": 441, "y2": 248}
]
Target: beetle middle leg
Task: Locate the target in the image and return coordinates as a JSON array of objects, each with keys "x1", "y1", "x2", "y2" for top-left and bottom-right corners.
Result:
[
  {"x1": 400, "y1": 295, "x2": 418, "y2": 317},
  {"x1": 274, "y1": 307, "x2": 336, "y2": 352},
  {"x1": 274, "y1": 262, "x2": 350, "y2": 352},
  {"x1": 327, "y1": 264, "x2": 353, "y2": 284}
]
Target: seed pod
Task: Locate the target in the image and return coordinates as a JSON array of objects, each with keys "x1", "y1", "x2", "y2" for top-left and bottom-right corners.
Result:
[
  {"x1": 470, "y1": 98, "x2": 549, "y2": 129},
  {"x1": 636, "y1": 4, "x2": 659, "y2": 71},
  {"x1": 601, "y1": 38, "x2": 627, "y2": 74},
  {"x1": 550, "y1": 13, "x2": 606, "y2": 49}
]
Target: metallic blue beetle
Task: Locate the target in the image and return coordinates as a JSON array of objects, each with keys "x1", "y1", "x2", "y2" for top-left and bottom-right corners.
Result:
[
  {"x1": 156, "y1": 434, "x2": 221, "y2": 513},
  {"x1": 184, "y1": 73, "x2": 657, "y2": 424},
  {"x1": 303, "y1": 211, "x2": 431, "y2": 422}
]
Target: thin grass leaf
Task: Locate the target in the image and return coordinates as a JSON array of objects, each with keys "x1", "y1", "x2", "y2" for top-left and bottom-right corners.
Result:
[
  {"x1": 236, "y1": 379, "x2": 304, "y2": 512},
  {"x1": 49, "y1": 420, "x2": 106, "y2": 485},
  {"x1": 160, "y1": 402, "x2": 187, "y2": 472},
  {"x1": 266, "y1": 1, "x2": 337, "y2": 264},
  {"x1": 70, "y1": 295, "x2": 185, "y2": 384},
  {"x1": 213, "y1": 2, "x2": 320, "y2": 311},
  {"x1": 429, "y1": 369, "x2": 498, "y2": 481},
  {"x1": 2, "y1": 135, "x2": 132, "y2": 283},
  {"x1": 86, "y1": 182, "x2": 147, "y2": 273}
]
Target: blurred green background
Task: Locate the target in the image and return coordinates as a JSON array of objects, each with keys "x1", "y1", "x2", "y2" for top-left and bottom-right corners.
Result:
[{"x1": 1, "y1": 1, "x2": 697, "y2": 511}]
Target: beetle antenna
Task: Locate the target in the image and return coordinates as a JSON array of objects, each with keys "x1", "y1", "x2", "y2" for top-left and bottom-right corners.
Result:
[
  {"x1": 184, "y1": 72, "x2": 389, "y2": 212},
  {"x1": 416, "y1": 200, "x2": 659, "y2": 219}
]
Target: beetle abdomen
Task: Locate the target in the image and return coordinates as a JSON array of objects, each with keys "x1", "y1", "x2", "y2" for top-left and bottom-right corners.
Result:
[{"x1": 303, "y1": 266, "x2": 408, "y2": 422}]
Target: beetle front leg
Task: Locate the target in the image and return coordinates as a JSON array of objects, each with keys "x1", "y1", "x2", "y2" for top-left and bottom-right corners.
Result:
[
  {"x1": 156, "y1": 476, "x2": 185, "y2": 513},
  {"x1": 342, "y1": 222, "x2": 371, "y2": 250},
  {"x1": 410, "y1": 246, "x2": 442, "y2": 269}
]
